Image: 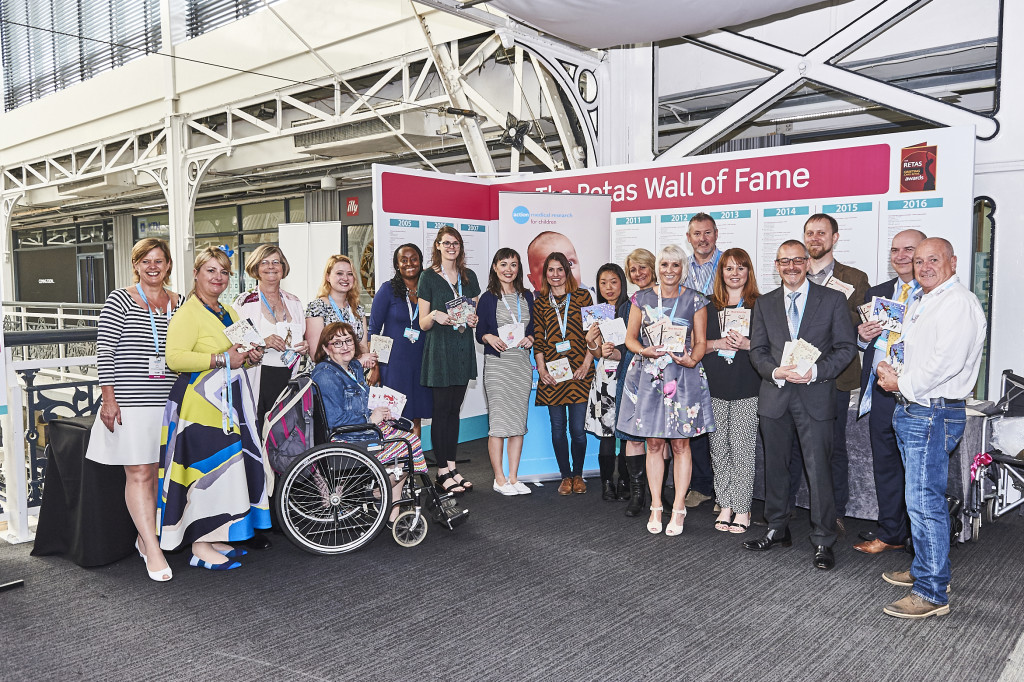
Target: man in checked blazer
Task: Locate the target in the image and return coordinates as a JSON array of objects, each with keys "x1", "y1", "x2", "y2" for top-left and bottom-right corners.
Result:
[{"x1": 744, "y1": 240, "x2": 857, "y2": 570}]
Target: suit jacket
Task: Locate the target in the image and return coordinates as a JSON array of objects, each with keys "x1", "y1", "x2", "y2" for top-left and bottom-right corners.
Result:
[
  {"x1": 749, "y1": 281, "x2": 857, "y2": 421},
  {"x1": 831, "y1": 261, "x2": 870, "y2": 392},
  {"x1": 858, "y1": 277, "x2": 899, "y2": 397}
]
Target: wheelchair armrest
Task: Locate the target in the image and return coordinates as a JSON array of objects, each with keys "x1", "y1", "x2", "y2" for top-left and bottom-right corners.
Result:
[
  {"x1": 329, "y1": 422, "x2": 384, "y2": 440},
  {"x1": 385, "y1": 417, "x2": 415, "y2": 433}
]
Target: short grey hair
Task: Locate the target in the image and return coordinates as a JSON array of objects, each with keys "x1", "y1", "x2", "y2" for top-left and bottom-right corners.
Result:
[{"x1": 657, "y1": 244, "x2": 690, "y2": 281}]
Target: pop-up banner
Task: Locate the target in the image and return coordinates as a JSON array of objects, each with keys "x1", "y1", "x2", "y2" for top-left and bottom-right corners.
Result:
[{"x1": 373, "y1": 126, "x2": 975, "y2": 480}]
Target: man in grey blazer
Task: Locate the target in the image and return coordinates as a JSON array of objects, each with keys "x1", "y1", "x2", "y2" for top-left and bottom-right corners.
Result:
[{"x1": 744, "y1": 240, "x2": 857, "y2": 569}]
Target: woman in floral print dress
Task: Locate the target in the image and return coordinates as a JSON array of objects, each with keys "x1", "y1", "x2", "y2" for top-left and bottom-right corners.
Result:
[{"x1": 616, "y1": 244, "x2": 715, "y2": 537}]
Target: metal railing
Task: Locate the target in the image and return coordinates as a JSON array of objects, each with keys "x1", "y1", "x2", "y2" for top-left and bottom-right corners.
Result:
[{"x1": 2, "y1": 299, "x2": 101, "y2": 368}]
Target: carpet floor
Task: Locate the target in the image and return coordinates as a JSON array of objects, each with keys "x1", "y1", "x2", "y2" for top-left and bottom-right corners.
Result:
[{"x1": 2, "y1": 438, "x2": 1022, "y2": 682}]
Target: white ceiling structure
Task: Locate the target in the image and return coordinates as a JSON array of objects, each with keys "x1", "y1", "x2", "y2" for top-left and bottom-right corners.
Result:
[{"x1": 486, "y1": 0, "x2": 837, "y2": 48}]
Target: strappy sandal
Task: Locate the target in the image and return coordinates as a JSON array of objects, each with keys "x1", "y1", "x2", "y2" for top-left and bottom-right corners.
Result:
[
  {"x1": 450, "y1": 467, "x2": 474, "y2": 492},
  {"x1": 665, "y1": 508, "x2": 687, "y2": 536},
  {"x1": 714, "y1": 517, "x2": 733, "y2": 532},
  {"x1": 729, "y1": 520, "x2": 750, "y2": 534},
  {"x1": 435, "y1": 470, "x2": 466, "y2": 495},
  {"x1": 647, "y1": 506, "x2": 664, "y2": 534}
]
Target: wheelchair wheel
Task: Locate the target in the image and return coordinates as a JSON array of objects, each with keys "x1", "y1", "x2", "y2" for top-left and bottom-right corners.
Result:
[
  {"x1": 276, "y1": 442, "x2": 391, "y2": 555},
  {"x1": 392, "y1": 509, "x2": 428, "y2": 547},
  {"x1": 985, "y1": 497, "x2": 996, "y2": 524}
]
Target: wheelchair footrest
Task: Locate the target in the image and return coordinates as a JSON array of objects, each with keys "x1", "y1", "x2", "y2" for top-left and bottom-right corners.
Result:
[{"x1": 420, "y1": 488, "x2": 470, "y2": 531}]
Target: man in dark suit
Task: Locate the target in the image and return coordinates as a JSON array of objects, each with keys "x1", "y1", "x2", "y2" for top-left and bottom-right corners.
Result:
[
  {"x1": 788, "y1": 213, "x2": 870, "y2": 533},
  {"x1": 853, "y1": 229, "x2": 925, "y2": 554},
  {"x1": 745, "y1": 240, "x2": 857, "y2": 570}
]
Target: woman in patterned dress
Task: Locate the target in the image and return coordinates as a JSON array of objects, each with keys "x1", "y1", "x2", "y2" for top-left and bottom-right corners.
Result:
[
  {"x1": 702, "y1": 248, "x2": 761, "y2": 534},
  {"x1": 159, "y1": 246, "x2": 268, "y2": 570},
  {"x1": 533, "y1": 252, "x2": 595, "y2": 496},
  {"x1": 476, "y1": 248, "x2": 535, "y2": 496},
  {"x1": 616, "y1": 244, "x2": 715, "y2": 536},
  {"x1": 304, "y1": 254, "x2": 377, "y2": 372},
  {"x1": 87, "y1": 238, "x2": 179, "y2": 581}
]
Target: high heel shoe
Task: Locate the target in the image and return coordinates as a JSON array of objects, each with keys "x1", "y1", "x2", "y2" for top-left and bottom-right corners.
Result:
[
  {"x1": 665, "y1": 508, "x2": 687, "y2": 536},
  {"x1": 647, "y1": 506, "x2": 664, "y2": 534},
  {"x1": 136, "y1": 539, "x2": 172, "y2": 581}
]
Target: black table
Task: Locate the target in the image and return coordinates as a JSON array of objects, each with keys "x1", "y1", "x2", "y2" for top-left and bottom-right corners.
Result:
[{"x1": 31, "y1": 415, "x2": 137, "y2": 567}]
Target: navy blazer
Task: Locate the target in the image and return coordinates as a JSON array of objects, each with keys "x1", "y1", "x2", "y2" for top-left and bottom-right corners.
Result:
[
  {"x1": 859, "y1": 277, "x2": 900, "y2": 396},
  {"x1": 749, "y1": 281, "x2": 857, "y2": 421},
  {"x1": 475, "y1": 289, "x2": 536, "y2": 357}
]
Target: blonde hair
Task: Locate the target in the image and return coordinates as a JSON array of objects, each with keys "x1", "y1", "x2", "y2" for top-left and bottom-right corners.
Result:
[
  {"x1": 625, "y1": 248, "x2": 657, "y2": 286},
  {"x1": 130, "y1": 238, "x2": 172, "y2": 285},
  {"x1": 316, "y1": 254, "x2": 361, "y2": 312},
  {"x1": 190, "y1": 246, "x2": 233, "y2": 299},
  {"x1": 245, "y1": 244, "x2": 290, "y2": 280},
  {"x1": 658, "y1": 244, "x2": 690, "y2": 283}
]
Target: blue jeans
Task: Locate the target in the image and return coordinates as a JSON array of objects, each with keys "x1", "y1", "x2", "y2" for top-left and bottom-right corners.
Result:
[
  {"x1": 548, "y1": 402, "x2": 588, "y2": 478},
  {"x1": 892, "y1": 400, "x2": 966, "y2": 606}
]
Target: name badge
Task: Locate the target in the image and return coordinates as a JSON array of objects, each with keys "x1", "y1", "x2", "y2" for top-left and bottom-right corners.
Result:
[
  {"x1": 604, "y1": 360, "x2": 619, "y2": 373},
  {"x1": 404, "y1": 327, "x2": 420, "y2": 343},
  {"x1": 148, "y1": 356, "x2": 167, "y2": 379},
  {"x1": 555, "y1": 340, "x2": 571, "y2": 353}
]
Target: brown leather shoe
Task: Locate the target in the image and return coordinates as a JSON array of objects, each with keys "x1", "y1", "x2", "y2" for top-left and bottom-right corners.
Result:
[
  {"x1": 572, "y1": 475, "x2": 587, "y2": 494},
  {"x1": 558, "y1": 478, "x2": 573, "y2": 496},
  {"x1": 854, "y1": 538, "x2": 905, "y2": 554},
  {"x1": 883, "y1": 593, "x2": 950, "y2": 619}
]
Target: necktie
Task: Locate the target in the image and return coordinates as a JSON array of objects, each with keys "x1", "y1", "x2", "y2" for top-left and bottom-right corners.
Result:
[
  {"x1": 884, "y1": 283, "x2": 911, "y2": 360},
  {"x1": 787, "y1": 292, "x2": 801, "y2": 340}
]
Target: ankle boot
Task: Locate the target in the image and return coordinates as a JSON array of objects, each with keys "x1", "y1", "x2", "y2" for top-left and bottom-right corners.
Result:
[
  {"x1": 601, "y1": 480, "x2": 616, "y2": 501},
  {"x1": 624, "y1": 457, "x2": 646, "y2": 518}
]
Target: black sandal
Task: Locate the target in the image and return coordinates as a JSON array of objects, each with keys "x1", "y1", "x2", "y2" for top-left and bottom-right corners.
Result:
[
  {"x1": 450, "y1": 467, "x2": 473, "y2": 492},
  {"x1": 435, "y1": 470, "x2": 466, "y2": 495}
]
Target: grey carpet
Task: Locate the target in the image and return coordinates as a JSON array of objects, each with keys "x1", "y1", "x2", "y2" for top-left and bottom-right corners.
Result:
[{"x1": 2, "y1": 438, "x2": 1022, "y2": 682}]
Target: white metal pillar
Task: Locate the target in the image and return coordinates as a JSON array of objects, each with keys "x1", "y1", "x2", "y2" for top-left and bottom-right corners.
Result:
[{"x1": 596, "y1": 45, "x2": 656, "y2": 166}]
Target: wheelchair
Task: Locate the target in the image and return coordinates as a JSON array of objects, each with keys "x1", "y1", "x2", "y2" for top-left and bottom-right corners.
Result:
[
  {"x1": 269, "y1": 378, "x2": 469, "y2": 555},
  {"x1": 967, "y1": 370, "x2": 1024, "y2": 541}
]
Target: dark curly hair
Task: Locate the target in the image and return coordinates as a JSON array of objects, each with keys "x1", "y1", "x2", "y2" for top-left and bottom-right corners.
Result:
[{"x1": 389, "y1": 243, "x2": 424, "y2": 299}]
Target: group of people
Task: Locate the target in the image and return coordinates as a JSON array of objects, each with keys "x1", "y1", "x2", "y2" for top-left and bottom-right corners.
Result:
[{"x1": 86, "y1": 212, "x2": 985, "y2": 621}]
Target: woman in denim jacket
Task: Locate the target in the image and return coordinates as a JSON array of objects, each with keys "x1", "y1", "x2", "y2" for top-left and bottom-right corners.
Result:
[{"x1": 311, "y1": 321, "x2": 428, "y2": 523}]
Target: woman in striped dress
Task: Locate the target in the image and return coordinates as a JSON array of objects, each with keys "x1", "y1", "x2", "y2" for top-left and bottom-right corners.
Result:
[
  {"x1": 475, "y1": 248, "x2": 535, "y2": 496},
  {"x1": 533, "y1": 252, "x2": 595, "y2": 496},
  {"x1": 86, "y1": 238, "x2": 179, "y2": 581}
]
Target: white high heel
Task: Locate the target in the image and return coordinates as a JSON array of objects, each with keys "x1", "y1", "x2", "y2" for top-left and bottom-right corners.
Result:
[
  {"x1": 135, "y1": 538, "x2": 172, "y2": 582},
  {"x1": 647, "y1": 506, "x2": 664, "y2": 534},
  {"x1": 665, "y1": 508, "x2": 687, "y2": 537}
]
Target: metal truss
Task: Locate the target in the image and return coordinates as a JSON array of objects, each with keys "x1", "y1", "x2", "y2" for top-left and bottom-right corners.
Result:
[{"x1": 663, "y1": 0, "x2": 999, "y2": 159}]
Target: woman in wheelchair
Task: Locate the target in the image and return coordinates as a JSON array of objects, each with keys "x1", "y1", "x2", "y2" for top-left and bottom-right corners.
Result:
[{"x1": 311, "y1": 321, "x2": 429, "y2": 524}]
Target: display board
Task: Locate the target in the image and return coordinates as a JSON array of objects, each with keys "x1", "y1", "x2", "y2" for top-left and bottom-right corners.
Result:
[{"x1": 373, "y1": 126, "x2": 975, "y2": 479}]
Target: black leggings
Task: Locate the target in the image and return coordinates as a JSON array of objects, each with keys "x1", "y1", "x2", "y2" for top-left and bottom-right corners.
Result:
[
  {"x1": 432, "y1": 384, "x2": 468, "y2": 467},
  {"x1": 598, "y1": 436, "x2": 628, "y2": 482}
]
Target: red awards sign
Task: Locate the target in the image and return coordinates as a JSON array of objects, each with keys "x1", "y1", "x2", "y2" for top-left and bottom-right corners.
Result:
[
  {"x1": 900, "y1": 143, "x2": 937, "y2": 192},
  {"x1": 346, "y1": 196, "x2": 359, "y2": 216}
]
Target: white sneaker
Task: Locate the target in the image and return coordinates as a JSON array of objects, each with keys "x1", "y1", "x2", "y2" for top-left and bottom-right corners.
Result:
[
  {"x1": 510, "y1": 481, "x2": 532, "y2": 495},
  {"x1": 493, "y1": 480, "x2": 518, "y2": 496}
]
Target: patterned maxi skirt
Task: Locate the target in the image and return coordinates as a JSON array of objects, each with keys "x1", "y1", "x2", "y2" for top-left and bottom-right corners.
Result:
[{"x1": 158, "y1": 368, "x2": 271, "y2": 550}]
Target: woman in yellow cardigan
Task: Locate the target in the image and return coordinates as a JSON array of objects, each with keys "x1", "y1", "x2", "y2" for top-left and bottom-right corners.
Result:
[{"x1": 158, "y1": 246, "x2": 268, "y2": 570}]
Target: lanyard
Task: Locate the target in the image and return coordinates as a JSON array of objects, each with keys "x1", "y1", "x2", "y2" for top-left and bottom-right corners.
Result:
[
  {"x1": 334, "y1": 359, "x2": 368, "y2": 394},
  {"x1": 442, "y1": 269, "x2": 462, "y2": 297},
  {"x1": 259, "y1": 289, "x2": 281, "y2": 322},
  {"x1": 902, "y1": 277, "x2": 957, "y2": 339},
  {"x1": 221, "y1": 352, "x2": 234, "y2": 434},
  {"x1": 692, "y1": 251, "x2": 721, "y2": 294},
  {"x1": 327, "y1": 296, "x2": 351, "y2": 324},
  {"x1": 549, "y1": 292, "x2": 571, "y2": 339},
  {"x1": 657, "y1": 285, "x2": 684, "y2": 324},
  {"x1": 501, "y1": 292, "x2": 522, "y2": 325},
  {"x1": 405, "y1": 294, "x2": 416, "y2": 326},
  {"x1": 135, "y1": 284, "x2": 164, "y2": 354}
]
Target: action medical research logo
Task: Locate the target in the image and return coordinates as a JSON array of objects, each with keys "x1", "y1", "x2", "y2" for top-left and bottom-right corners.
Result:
[
  {"x1": 512, "y1": 205, "x2": 530, "y2": 224},
  {"x1": 900, "y1": 142, "x2": 937, "y2": 193}
]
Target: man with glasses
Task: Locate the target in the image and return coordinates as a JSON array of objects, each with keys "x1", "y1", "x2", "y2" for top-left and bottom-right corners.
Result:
[{"x1": 745, "y1": 240, "x2": 856, "y2": 570}]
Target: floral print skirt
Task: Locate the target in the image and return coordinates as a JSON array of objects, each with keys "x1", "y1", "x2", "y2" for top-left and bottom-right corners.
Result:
[{"x1": 615, "y1": 353, "x2": 715, "y2": 440}]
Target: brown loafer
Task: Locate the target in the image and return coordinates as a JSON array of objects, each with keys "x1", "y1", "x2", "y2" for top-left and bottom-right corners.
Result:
[
  {"x1": 572, "y1": 475, "x2": 587, "y2": 494},
  {"x1": 558, "y1": 478, "x2": 574, "y2": 496},
  {"x1": 854, "y1": 538, "x2": 905, "y2": 554}
]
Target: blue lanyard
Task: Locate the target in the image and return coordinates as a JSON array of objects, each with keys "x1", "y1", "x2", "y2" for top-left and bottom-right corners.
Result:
[
  {"x1": 549, "y1": 293, "x2": 571, "y2": 339},
  {"x1": 135, "y1": 284, "x2": 164, "y2": 354},
  {"x1": 692, "y1": 251, "x2": 720, "y2": 294},
  {"x1": 502, "y1": 292, "x2": 522, "y2": 325},
  {"x1": 334, "y1": 359, "x2": 368, "y2": 394},
  {"x1": 327, "y1": 296, "x2": 351, "y2": 324},
  {"x1": 221, "y1": 352, "x2": 234, "y2": 433},
  {"x1": 443, "y1": 269, "x2": 463, "y2": 297},
  {"x1": 657, "y1": 285, "x2": 684, "y2": 324},
  {"x1": 259, "y1": 290, "x2": 280, "y2": 322}
]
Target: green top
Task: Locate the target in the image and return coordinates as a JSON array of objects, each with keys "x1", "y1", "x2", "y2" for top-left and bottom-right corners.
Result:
[{"x1": 418, "y1": 266, "x2": 482, "y2": 387}]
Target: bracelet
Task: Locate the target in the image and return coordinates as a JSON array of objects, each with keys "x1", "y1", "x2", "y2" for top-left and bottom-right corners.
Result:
[{"x1": 586, "y1": 342, "x2": 599, "y2": 351}]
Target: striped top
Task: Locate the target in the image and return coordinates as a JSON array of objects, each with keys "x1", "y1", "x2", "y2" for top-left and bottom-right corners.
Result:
[
  {"x1": 96, "y1": 288, "x2": 179, "y2": 407},
  {"x1": 533, "y1": 287, "x2": 594, "y2": 406}
]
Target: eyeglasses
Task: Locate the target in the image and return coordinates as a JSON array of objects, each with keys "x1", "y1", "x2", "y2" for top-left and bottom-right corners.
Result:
[
  {"x1": 775, "y1": 257, "x2": 809, "y2": 265},
  {"x1": 439, "y1": 241, "x2": 460, "y2": 248},
  {"x1": 328, "y1": 338, "x2": 355, "y2": 348},
  {"x1": 260, "y1": 259, "x2": 282, "y2": 267}
]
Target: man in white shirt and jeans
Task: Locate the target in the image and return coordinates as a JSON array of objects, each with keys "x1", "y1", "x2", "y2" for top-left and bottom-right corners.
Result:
[{"x1": 876, "y1": 237, "x2": 986, "y2": 619}]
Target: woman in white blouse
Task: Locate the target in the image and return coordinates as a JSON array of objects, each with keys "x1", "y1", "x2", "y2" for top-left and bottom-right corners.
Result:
[{"x1": 304, "y1": 254, "x2": 376, "y2": 371}]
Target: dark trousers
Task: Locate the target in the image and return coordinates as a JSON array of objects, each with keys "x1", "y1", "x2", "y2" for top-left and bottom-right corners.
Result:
[
  {"x1": 548, "y1": 402, "x2": 587, "y2": 478},
  {"x1": 256, "y1": 365, "x2": 294, "y2": 432},
  {"x1": 598, "y1": 437, "x2": 628, "y2": 482},
  {"x1": 762, "y1": 398, "x2": 837, "y2": 548},
  {"x1": 431, "y1": 384, "x2": 468, "y2": 466},
  {"x1": 788, "y1": 389, "x2": 850, "y2": 516},
  {"x1": 688, "y1": 433, "x2": 714, "y2": 495},
  {"x1": 869, "y1": 385, "x2": 909, "y2": 544}
]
